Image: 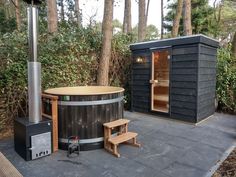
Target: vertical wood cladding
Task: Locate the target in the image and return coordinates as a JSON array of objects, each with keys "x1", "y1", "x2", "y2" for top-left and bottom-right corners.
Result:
[
  {"x1": 58, "y1": 93, "x2": 124, "y2": 140},
  {"x1": 130, "y1": 35, "x2": 218, "y2": 123}
]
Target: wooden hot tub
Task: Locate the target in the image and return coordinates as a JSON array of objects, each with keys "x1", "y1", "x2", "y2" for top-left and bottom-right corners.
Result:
[{"x1": 44, "y1": 86, "x2": 124, "y2": 150}]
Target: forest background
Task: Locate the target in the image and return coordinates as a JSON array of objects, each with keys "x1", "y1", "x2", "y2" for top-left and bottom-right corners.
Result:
[{"x1": 0, "y1": 0, "x2": 235, "y2": 136}]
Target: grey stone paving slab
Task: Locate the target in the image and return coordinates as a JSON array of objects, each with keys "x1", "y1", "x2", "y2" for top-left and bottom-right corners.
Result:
[
  {"x1": 200, "y1": 133, "x2": 235, "y2": 151},
  {"x1": 176, "y1": 143, "x2": 223, "y2": 171},
  {"x1": 164, "y1": 135, "x2": 198, "y2": 149},
  {"x1": 79, "y1": 148, "x2": 168, "y2": 177},
  {"x1": 162, "y1": 162, "x2": 206, "y2": 177},
  {"x1": 138, "y1": 130, "x2": 174, "y2": 143},
  {"x1": 134, "y1": 155, "x2": 174, "y2": 173},
  {"x1": 0, "y1": 111, "x2": 235, "y2": 177},
  {"x1": 145, "y1": 139, "x2": 187, "y2": 160},
  {"x1": 128, "y1": 123, "x2": 157, "y2": 136},
  {"x1": 190, "y1": 127, "x2": 236, "y2": 151},
  {"x1": 201, "y1": 113, "x2": 236, "y2": 134}
]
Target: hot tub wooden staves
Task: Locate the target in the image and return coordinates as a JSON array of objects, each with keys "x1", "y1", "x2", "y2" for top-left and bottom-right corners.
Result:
[
  {"x1": 130, "y1": 35, "x2": 219, "y2": 123},
  {"x1": 44, "y1": 86, "x2": 124, "y2": 151}
]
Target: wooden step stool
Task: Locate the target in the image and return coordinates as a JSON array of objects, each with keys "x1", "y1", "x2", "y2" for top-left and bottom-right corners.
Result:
[{"x1": 103, "y1": 119, "x2": 141, "y2": 157}]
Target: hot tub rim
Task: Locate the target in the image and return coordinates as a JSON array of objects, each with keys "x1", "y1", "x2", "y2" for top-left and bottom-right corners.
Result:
[{"x1": 44, "y1": 86, "x2": 125, "y2": 96}]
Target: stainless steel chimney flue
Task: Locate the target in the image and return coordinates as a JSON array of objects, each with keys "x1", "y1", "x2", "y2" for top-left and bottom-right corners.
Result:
[
  {"x1": 27, "y1": 6, "x2": 42, "y2": 123},
  {"x1": 28, "y1": 7, "x2": 38, "y2": 62},
  {"x1": 14, "y1": 1, "x2": 52, "y2": 161}
]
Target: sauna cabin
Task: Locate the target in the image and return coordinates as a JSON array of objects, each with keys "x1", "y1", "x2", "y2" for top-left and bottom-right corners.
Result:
[{"x1": 130, "y1": 35, "x2": 219, "y2": 123}]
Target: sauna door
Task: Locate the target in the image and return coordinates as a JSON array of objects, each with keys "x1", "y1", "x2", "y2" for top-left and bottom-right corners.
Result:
[{"x1": 150, "y1": 49, "x2": 170, "y2": 113}]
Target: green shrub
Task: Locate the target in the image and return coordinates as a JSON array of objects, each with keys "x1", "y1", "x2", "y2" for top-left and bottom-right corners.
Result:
[
  {"x1": 0, "y1": 9, "x2": 16, "y2": 34},
  {"x1": 0, "y1": 25, "x2": 134, "y2": 131},
  {"x1": 111, "y1": 33, "x2": 133, "y2": 109},
  {"x1": 39, "y1": 26, "x2": 102, "y2": 89},
  {"x1": 216, "y1": 46, "x2": 236, "y2": 113}
]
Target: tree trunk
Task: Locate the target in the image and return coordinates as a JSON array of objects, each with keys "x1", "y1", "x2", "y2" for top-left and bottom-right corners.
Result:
[
  {"x1": 145, "y1": 0, "x2": 150, "y2": 27},
  {"x1": 161, "y1": 0, "x2": 164, "y2": 39},
  {"x1": 14, "y1": 0, "x2": 21, "y2": 30},
  {"x1": 60, "y1": 0, "x2": 65, "y2": 21},
  {"x1": 232, "y1": 31, "x2": 236, "y2": 58},
  {"x1": 138, "y1": 0, "x2": 146, "y2": 41},
  {"x1": 183, "y1": 0, "x2": 192, "y2": 36},
  {"x1": 5, "y1": 0, "x2": 15, "y2": 19},
  {"x1": 47, "y1": 0, "x2": 58, "y2": 34},
  {"x1": 97, "y1": 0, "x2": 114, "y2": 86},
  {"x1": 172, "y1": 0, "x2": 183, "y2": 37},
  {"x1": 123, "y1": 0, "x2": 131, "y2": 34},
  {"x1": 75, "y1": 0, "x2": 81, "y2": 26}
]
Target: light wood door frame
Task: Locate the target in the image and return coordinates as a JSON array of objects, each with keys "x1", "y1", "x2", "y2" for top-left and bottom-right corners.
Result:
[{"x1": 150, "y1": 48, "x2": 171, "y2": 113}]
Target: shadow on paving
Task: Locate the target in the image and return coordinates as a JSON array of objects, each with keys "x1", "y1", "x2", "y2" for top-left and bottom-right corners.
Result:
[{"x1": 0, "y1": 112, "x2": 235, "y2": 177}]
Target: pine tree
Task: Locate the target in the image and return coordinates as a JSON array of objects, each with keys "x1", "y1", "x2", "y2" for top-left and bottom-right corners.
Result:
[
  {"x1": 97, "y1": 0, "x2": 114, "y2": 85},
  {"x1": 47, "y1": 0, "x2": 58, "y2": 34}
]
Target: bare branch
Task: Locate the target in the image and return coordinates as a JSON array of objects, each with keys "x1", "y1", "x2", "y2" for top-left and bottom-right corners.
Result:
[{"x1": 9, "y1": 0, "x2": 17, "y2": 8}]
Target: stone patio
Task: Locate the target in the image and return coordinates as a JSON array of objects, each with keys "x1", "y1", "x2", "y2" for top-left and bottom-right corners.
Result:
[{"x1": 0, "y1": 111, "x2": 235, "y2": 177}]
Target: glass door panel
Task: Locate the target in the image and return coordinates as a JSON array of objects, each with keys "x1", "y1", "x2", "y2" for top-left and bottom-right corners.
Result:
[{"x1": 150, "y1": 50, "x2": 170, "y2": 113}]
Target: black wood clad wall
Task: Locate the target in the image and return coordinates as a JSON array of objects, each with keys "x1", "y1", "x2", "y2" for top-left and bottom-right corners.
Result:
[
  {"x1": 197, "y1": 44, "x2": 217, "y2": 121},
  {"x1": 131, "y1": 50, "x2": 151, "y2": 112},
  {"x1": 130, "y1": 35, "x2": 218, "y2": 123},
  {"x1": 170, "y1": 44, "x2": 199, "y2": 123}
]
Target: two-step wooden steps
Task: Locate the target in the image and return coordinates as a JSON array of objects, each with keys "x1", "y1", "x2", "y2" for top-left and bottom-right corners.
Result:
[{"x1": 103, "y1": 119, "x2": 141, "y2": 157}]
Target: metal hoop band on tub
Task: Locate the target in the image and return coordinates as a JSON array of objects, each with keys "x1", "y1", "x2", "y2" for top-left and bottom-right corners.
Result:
[{"x1": 58, "y1": 96, "x2": 124, "y2": 106}]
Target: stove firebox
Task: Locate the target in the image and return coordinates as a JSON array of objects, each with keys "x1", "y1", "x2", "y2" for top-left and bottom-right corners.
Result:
[
  {"x1": 14, "y1": 0, "x2": 52, "y2": 161},
  {"x1": 14, "y1": 118, "x2": 52, "y2": 161}
]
